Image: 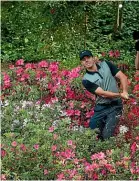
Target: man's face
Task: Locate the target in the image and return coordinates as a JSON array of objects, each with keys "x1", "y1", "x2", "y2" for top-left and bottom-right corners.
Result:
[{"x1": 81, "y1": 56, "x2": 95, "y2": 69}]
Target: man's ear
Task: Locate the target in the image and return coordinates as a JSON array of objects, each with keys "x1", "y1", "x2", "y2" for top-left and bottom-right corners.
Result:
[{"x1": 94, "y1": 57, "x2": 100, "y2": 63}]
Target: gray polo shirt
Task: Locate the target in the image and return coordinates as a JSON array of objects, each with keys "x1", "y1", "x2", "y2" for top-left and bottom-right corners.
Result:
[{"x1": 82, "y1": 60, "x2": 120, "y2": 105}]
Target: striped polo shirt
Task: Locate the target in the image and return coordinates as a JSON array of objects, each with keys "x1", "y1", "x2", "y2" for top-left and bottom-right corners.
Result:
[{"x1": 82, "y1": 60, "x2": 120, "y2": 105}]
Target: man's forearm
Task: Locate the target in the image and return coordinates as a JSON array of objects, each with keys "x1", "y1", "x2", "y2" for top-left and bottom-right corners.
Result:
[
  {"x1": 120, "y1": 76, "x2": 128, "y2": 93},
  {"x1": 95, "y1": 87, "x2": 120, "y2": 98},
  {"x1": 101, "y1": 90, "x2": 120, "y2": 98}
]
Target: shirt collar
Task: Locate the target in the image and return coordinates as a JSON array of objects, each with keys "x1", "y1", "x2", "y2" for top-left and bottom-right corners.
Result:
[{"x1": 86, "y1": 63, "x2": 101, "y2": 74}]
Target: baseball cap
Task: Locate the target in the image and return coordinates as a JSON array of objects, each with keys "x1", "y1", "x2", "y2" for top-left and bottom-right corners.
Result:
[{"x1": 79, "y1": 50, "x2": 93, "y2": 60}]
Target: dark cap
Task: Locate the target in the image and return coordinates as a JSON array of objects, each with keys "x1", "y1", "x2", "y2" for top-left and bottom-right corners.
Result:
[{"x1": 79, "y1": 50, "x2": 93, "y2": 60}]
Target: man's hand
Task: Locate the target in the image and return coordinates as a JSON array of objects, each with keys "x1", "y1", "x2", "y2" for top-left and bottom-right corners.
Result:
[{"x1": 120, "y1": 92, "x2": 129, "y2": 100}]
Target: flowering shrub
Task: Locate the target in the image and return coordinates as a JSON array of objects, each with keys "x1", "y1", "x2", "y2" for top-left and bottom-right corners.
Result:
[{"x1": 1, "y1": 59, "x2": 139, "y2": 180}]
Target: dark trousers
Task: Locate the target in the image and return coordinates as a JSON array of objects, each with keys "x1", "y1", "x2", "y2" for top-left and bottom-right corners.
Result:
[{"x1": 89, "y1": 99, "x2": 123, "y2": 140}]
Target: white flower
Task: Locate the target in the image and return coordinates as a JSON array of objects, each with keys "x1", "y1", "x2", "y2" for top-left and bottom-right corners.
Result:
[
  {"x1": 4, "y1": 100, "x2": 9, "y2": 106},
  {"x1": 119, "y1": 125, "x2": 129, "y2": 134}
]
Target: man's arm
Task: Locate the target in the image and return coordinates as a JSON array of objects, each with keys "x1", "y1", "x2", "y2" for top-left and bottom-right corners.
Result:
[
  {"x1": 95, "y1": 87, "x2": 128, "y2": 99},
  {"x1": 115, "y1": 70, "x2": 128, "y2": 93},
  {"x1": 105, "y1": 61, "x2": 129, "y2": 99},
  {"x1": 82, "y1": 79, "x2": 128, "y2": 99},
  {"x1": 95, "y1": 87, "x2": 120, "y2": 98}
]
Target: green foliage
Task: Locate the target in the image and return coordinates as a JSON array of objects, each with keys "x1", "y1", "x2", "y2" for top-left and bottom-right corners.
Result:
[{"x1": 1, "y1": 1, "x2": 139, "y2": 69}]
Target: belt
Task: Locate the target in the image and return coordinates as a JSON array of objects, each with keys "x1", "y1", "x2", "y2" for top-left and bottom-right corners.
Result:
[{"x1": 97, "y1": 100, "x2": 122, "y2": 106}]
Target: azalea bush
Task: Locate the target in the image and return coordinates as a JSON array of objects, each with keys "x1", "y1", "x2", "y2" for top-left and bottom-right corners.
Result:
[{"x1": 1, "y1": 59, "x2": 139, "y2": 180}]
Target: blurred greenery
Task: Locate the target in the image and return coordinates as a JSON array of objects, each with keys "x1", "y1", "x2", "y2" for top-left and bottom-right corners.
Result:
[{"x1": 1, "y1": 1, "x2": 139, "y2": 68}]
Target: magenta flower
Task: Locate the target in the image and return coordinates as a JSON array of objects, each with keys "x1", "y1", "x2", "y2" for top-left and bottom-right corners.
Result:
[
  {"x1": 33, "y1": 144, "x2": 39, "y2": 150},
  {"x1": 11, "y1": 141, "x2": 17, "y2": 147},
  {"x1": 38, "y1": 60, "x2": 48, "y2": 68},
  {"x1": 15, "y1": 59, "x2": 24, "y2": 66}
]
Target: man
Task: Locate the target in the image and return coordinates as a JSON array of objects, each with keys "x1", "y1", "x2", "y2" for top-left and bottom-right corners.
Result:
[
  {"x1": 133, "y1": 31, "x2": 139, "y2": 73},
  {"x1": 79, "y1": 50, "x2": 129, "y2": 140}
]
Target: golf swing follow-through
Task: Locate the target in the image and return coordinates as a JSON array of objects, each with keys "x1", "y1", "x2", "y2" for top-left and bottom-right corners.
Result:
[{"x1": 79, "y1": 50, "x2": 129, "y2": 140}]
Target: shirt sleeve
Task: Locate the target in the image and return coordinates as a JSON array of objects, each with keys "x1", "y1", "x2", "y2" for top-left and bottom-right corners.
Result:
[
  {"x1": 135, "y1": 41, "x2": 139, "y2": 51},
  {"x1": 82, "y1": 79, "x2": 99, "y2": 94},
  {"x1": 105, "y1": 60, "x2": 120, "y2": 76}
]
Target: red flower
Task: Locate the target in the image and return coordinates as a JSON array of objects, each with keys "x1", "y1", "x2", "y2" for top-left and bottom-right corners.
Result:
[
  {"x1": 131, "y1": 142, "x2": 137, "y2": 154},
  {"x1": 114, "y1": 50, "x2": 120, "y2": 58},
  {"x1": 50, "y1": 9, "x2": 55, "y2": 14},
  {"x1": 109, "y1": 50, "x2": 114, "y2": 57},
  {"x1": 101, "y1": 52, "x2": 106, "y2": 57}
]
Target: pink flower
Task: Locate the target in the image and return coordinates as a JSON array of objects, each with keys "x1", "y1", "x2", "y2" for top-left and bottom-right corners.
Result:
[
  {"x1": 38, "y1": 60, "x2": 48, "y2": 68},
  {"x1": 25, "y1": 63, "x2": 33, "y2": 69},
  {"x1": 91, "y1": 152, "x2": 106, "y2": 160},
  {"x1": 49, "y1": 126, "x2": 55, "y2": 132},
  {"x1": 20, "y1": 73, "x2": 30, "y2": 81},
  {"x1": 73, "y1": 158, "x2": 79, "y2": 164},
  {"x1": 33, "y1": 144, "x2": 39, "y2": 150},
  {"x1": 11, "y1": 141, "x2": 17, "y2": 147},
  {"x1": 66, "y1": 109, "x2": 74, "y2": 116},
  {"x1": 61, "y1": 149, "x2": 75, "y2": 159},
  {"x1": 16, "y1": 67, "x2": 24, "y2": 76},
  {"x1": 9, "y1": 64, "x2": 15, "y2": 69},
  {"x1": 48, "y1": 62, "x2": 59, "y2": 73},
  {"x1": 1, "y1": 174, "x2": 6, "y2": 180},
  {"x1": 44, "y1": 169, "x2": 48, "y2": 175},
  {"x1": 67, "y1": 140, "x2": 73, "y2": 146},
  {"x1": 101, "y1": 169, "x2": 107, "y2": 175},
  {"x1": 1, "y1": 149, "x2": 7, "y2": 157},
  {"x1": 35, "y1": 70, "x2": 46, "y2": 80},
  {"x1": 53, "y1": 134, "x2": 58, "y2": 140},
  {"x1": 51, "y1": 145, "x2": 57, "y2": 151},
  {"x1": 68, "y1": 67, "x2": 80, "y2": 79},
  {"x1": 20, "y1": 144, "x2": 26, "y2": 151},
  {"x1": 15, "y1": 59, "x2": 24, "y2": 66},
  {"x1": 74, "y1": 110, "x2": 81, "y2": 116},
  {"x1": 57, "y1": 172, "x2": 65, "y2": 180}
]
